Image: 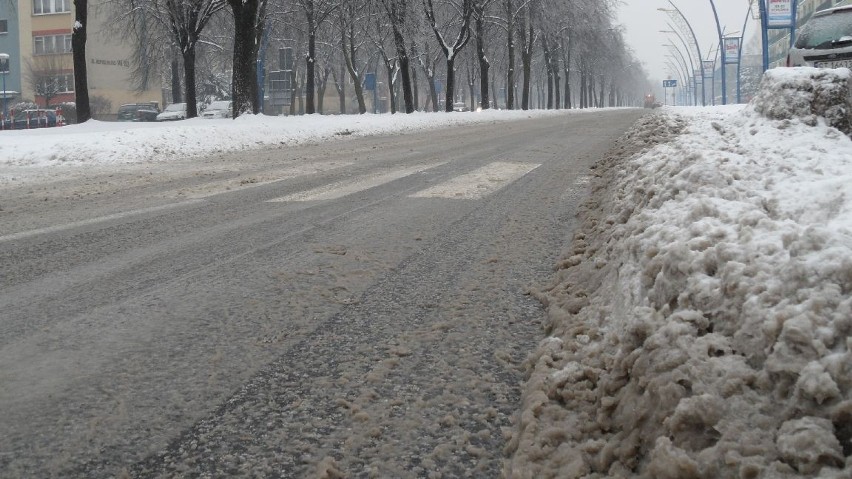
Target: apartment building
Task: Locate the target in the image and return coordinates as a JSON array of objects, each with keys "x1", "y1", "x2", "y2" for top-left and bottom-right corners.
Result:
[{"x1": 0, "y1": 1, "x2": 161, "y2": 118}]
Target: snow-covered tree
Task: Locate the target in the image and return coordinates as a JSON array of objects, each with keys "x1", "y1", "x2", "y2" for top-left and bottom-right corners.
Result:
[{"x1": 423, "y1": 0, "x2": 475, "y2": 112}]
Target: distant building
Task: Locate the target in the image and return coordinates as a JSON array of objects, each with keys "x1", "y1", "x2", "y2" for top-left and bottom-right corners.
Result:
[{"x1": 0, "y1": 0, "x2": 162, "y2": 119}]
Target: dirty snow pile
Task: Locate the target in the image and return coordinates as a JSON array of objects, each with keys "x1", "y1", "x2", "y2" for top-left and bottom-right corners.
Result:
[{"x1": 505, "y1": 68, "x2": 852, "y2": 478}]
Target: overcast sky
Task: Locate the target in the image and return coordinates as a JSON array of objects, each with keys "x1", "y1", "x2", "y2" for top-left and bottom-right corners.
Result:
[{"x1": 617, "y1": 0, "x2": 761, "y2": 84}]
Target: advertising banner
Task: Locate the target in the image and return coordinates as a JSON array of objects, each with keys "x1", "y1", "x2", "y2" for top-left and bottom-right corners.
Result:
[
  {"x1": 767, "y1": 0, "x2": 793, "y2": 28},
  {"x1": 702, "y1": 60, "x2": 716, "y2": 78},
  {"x1": 724, "y1": 37, "x2": 741, "y2": 64}
]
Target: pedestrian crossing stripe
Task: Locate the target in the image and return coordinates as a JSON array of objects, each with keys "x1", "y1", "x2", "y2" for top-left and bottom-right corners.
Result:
[
  {"x1": 266, "y1": 162, "x2": 446, "y2": 202},
  {"x1": 409, "y1": 162, "x2": 540, "y2": 200}
]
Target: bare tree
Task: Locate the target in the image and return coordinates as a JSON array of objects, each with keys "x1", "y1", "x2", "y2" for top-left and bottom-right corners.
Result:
[
  {"x1": 423, "y1": 0, "x2": 474, "y2": 112},
  {"x1": 338, "y1": 0, "x2": 368, "y2": 114},
  {"x1": 295, "y1": 0, "x2": 337, "y2": 114},
  {"x1": 377, "y1": 0, "x2": 414, "y2": 113},
  {"x1": 161, "y1": 0, "x2": 226, "y2": 117},
  {"x1": 472, "y1": 0, "x2": 494, "y2": 110}
]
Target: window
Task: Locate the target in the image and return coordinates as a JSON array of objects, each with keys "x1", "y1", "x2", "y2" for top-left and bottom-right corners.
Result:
[
  {"x1": 37, "y1": 73, "x2": 74, "y2": 94},
  {"x1": 1, "y1": 19, "x2": 8, "y2": 34},
  {"x1": 34, "y1": 34, "x2": 73, "y2": 55},
  {"x1": 33, "y1": 0, "x2": 71, "y2": 15}
]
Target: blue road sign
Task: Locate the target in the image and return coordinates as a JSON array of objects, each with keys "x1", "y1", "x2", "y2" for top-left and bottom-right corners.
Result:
[
  {"x1": 364, "y1": 73, "x2": 376, "y2": 91},
  {"x1": 663, "y1": 80, "x2": 678, "y2": 88}
]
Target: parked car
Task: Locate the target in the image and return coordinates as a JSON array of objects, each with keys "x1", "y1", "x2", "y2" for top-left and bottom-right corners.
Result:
[
  {"x1": 452, "y1": 102, "x2": 469, "y2": 112},
  {"x1": 117, "y1": 102, "x2": 160, "y2": 122},
  {"x1": 787, "y1": 5, "x2": 852, "y2": 69},
  {"x1": 201, "y1": 100, "x2": 232, "y2": 119},
  {"x1": 156, "y1": 103, "x2": 187, "y2": 121},
  {"x1": 1, "y1": 109, "x2": 61, "y2": 130}
]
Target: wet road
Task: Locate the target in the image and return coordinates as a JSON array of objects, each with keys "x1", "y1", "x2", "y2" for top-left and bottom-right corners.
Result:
[{"x1": 0, "y1": 110, "x2": 643, "y2": 478}]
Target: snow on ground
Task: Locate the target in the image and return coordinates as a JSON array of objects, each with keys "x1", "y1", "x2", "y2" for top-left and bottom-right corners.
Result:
[
  {"x1": 506, "y1": 68, "x2": 852, "y2": 478},
  {"x1": 0, "y1": 108, "x2": 574, "y2": 170}
]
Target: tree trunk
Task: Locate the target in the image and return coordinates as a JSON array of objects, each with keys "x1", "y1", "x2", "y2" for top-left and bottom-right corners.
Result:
[
  {"x1": 183, "y1": 46, "x2": 198, "y2": 118},
  {"x1": 171, "y1": 56, "x2": 182, "y2": 103},
  {"x1": 505, "y1": 0, "x2": 514, "y2": 110},
  {"x1": 521, "y1": 50, "x2": 531, "y2": 110},
  {"x1": 305, "y1": 6, "x2": 316, "y2": 114},
  {"x1": 476, "y1": 13, "x2": 489, "y2": 110},
  {"x1": 543, "y1": 40, "x2": 552, "y2": 109},
  {"x1": 333, "y1": 65, "x2": 346, "y2": 114},
  {"x1": 444, "y1": 58, "x2": 456, "y2": 112},
  {"x1": 428, "y1": 72, "x2": 439, "y2": 112},
  {"x1": 341, "y1": 9, "x2": 366, "y2": 114},
  {"x1": 229, "y1": 0, "x2": 264, "y2": 117},
  {"x1": 410, "y1": 41, "x2": 419, "y2": 110},
  {"x1": 317, "y1": 66, "x2": 330, "y2": 113},
  {"x1": 385, "y1": 60, "x2": 396, "y2": 114},
  {"x1": 392, "y1": 30, "x2": 414, "y2": 113},
  {"x1": 72, "y1": 0, "x2": 90, "y2": 123}
]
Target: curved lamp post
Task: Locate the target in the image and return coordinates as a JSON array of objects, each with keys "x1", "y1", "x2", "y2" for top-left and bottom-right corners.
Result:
[
  {"x1": 661, "y1": 27, "x2": 699, "y2": 106},
  {"x1": 659, "y1": 3, "x2": 706, "y2": 106},
  {"x1": 708, "y1": 0, "x2": 727, "y2": 104}
]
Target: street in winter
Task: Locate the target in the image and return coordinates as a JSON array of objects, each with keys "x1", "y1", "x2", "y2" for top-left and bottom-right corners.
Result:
[
  {"x1": 1, "y1": 0, "x2": 852, "y2": 477},
  {"x1": 2, "y1": 67, "x2": 851, "y2": 477}
]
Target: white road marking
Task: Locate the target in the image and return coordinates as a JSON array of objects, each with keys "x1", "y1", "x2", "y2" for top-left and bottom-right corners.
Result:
[
  {"x1": 177, "y1": 161, "x2": 354, "y2": 199},
  {"x1": 267, "y1": 162, "x2": 446, "y2": 202},
  {"x1": 409, "y1": 162, "x2": 540, "y2": 200},
  {"x1": 0, "y1": 200, "x2": 206, "y2": 243}
]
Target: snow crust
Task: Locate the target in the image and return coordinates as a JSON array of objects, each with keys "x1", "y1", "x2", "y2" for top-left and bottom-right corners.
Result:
[{"x1": 506, "y1": 69, "x2": 852, "y2": 478}]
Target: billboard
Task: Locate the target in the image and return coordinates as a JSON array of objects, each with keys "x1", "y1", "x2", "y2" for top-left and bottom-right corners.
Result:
[
  {"x1": 702, "y1": 60, "x2": 716, "y2": 78},
  {"x1": 724, "y1": 37, "x2": 741, "y2": 64},
  {"x1": 767, "y1": 0, "x2": 794, "y2": 28}
]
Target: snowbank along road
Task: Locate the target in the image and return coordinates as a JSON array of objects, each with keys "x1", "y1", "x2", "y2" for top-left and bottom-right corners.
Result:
[{"x1": 0, "y1": 110, "x2": 643, "y2": 477}]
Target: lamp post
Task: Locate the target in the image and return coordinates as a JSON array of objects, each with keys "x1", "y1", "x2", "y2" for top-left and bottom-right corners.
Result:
[
  {"x1": 0, "y1": 53, "x2": 9, "y2": 123},
  {"x1": 661, "y1": 28, "x2": 699, "y2": 106},
  {"x1": 708, "y1": 0, "x2": 727, "y2": 105},
  {"x1": 663, "y1": 42, "x2": 694, "y2": 105},
  {"x1": 659, "y1": 3, "x2": 705, "y2": 106}
]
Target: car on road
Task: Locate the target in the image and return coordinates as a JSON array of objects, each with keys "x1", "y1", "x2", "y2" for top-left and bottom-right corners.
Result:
[
  {"x1": 117, "y1": 102, "x2": 160, "y2": 122},
  {"x1": 787, "y1": 5, "x2": 852, "y2": 69},
  {"x1": 156, "y1": 103, "x2": 187, "y2": 121},
  {"x1": 1, "y1": 109, "x2": 61, "y2": 130},
  {"x1": 452, "y1": 101, "x2": 469, "y2": 112},
  {"x1": 201, "y1": 100, "x2": 232, "y2": 119}
]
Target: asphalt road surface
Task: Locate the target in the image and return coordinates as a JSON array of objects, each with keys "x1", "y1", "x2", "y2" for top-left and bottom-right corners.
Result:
[{"x1": 0, "y1": 110, "x2": 644, "y2": 478}]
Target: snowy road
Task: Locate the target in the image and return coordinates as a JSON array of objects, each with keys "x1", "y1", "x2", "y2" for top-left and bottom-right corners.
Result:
[{"x1": 0, "y1": 110, "x2": 643, "y2": 477}]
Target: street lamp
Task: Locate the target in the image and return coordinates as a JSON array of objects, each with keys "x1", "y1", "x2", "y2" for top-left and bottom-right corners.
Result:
[
  {"x1": 658, "y1": 4, "x2": 706, "y2": 106},
  {"x1": 0, "y1": 53, "x2": 9, "y2": 122},
  {"x1": 661, "y1": 27, "x2": 699, "y2": 106}
]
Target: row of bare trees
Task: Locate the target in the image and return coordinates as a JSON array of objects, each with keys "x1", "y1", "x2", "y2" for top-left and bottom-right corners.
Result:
[{"x1": 70, "y1": 0, "x2": 651, "y2": 121}]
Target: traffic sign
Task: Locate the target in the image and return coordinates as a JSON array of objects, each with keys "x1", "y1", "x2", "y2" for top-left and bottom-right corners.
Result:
[{"x1": 663, "y1": 79, "x2": 678, "y2": 88}]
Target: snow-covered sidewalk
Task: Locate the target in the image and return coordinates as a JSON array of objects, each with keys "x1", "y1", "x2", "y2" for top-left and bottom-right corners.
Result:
[
  {"x1": 506, "y1": 69, "x2": 852, "y2": 478},
  {"x1": 0, "y1": 108, "x2": 577, "y2": 169}
]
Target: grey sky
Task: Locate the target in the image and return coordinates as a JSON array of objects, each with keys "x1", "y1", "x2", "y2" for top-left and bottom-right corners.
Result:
[{"x1": 617, "y1": 0, "x2": 761, "y2": 84}]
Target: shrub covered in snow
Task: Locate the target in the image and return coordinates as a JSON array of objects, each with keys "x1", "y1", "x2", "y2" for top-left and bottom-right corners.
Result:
[{"x1": 506, "y1": 77, "x2": 852, "y2": 477}]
